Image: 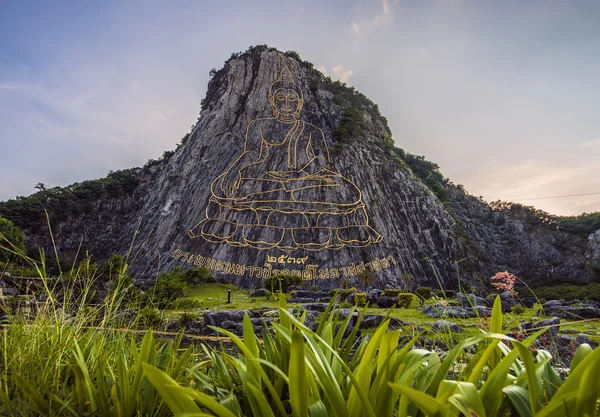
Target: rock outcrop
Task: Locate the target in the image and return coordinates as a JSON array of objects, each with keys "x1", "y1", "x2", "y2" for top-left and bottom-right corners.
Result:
[{"x1": 1, "y1": 46, "x2": 596, "y2": 290}]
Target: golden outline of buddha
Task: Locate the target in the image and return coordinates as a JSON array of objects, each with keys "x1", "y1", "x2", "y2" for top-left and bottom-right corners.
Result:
[{"x1": 188, "y1": 66, "x2": 382, "y2": 251}]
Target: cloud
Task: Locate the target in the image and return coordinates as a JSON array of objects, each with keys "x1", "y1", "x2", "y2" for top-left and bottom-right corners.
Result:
[
  {"x1": 352, "y1": 0, "x2": 392, "y2": 35},
  {"x1": 332, "y1": 65, "x2": 353, "y2": 83},
  {"x1": 580, "y1": 138, "x2": 600, "y2": 147}
]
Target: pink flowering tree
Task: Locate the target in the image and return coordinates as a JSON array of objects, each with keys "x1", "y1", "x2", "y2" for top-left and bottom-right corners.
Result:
[{"x1": 490, "y1": 271, "x2": 518, "y2": 296}]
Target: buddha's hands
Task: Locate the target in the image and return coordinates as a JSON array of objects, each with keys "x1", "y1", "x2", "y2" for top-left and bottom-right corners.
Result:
[
  {"x1": 221, "y1": 170, "x2": 242, "y2": 196},
  {"x1": 267, "y1": 170, "x2": 308, "y2": 180}
]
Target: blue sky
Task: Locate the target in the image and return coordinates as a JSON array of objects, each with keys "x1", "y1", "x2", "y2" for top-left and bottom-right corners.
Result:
[{"x1": 1, "y1": 0, "x2": 599, "y2": 215}]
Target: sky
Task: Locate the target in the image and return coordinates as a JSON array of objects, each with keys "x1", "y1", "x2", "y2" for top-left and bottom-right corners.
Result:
[{"x1": 1, "y1": 0, "x2": 599, "y2": 216}]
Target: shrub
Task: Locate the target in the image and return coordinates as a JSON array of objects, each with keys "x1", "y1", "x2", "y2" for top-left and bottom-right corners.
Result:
[
  {"x1": 397, "y1": 293, "x2": 415, "y2": 309},
  {"x1": 311, "y1": 285, "x2": 318, "y2": 291},
  {"x1": 539, "y1": 298, "x2": 546, "y2": 305},
  {"x1": 382, "y1": 289, "x2": 410, "y2": 297},
  {"x1": 0, "y1": 217, "x2": 26, "y2": 261},
  {"x1": 329, "y1": 288, "x2": 357, "y2": 299},
  {"x1": 168, "y1": 297, "x2": 203, "y2": 310},
  {"x1": 184, "y1": 267, "x2": 215, "y2": 284},
  {"x1": 263, "y1": 274, "x2": 303, "y2": 293},
  {"x1": 264, "y1": 289, "x2": 273, "y2": 300},
  {"x1": 511, "y1": 305, "x2": 526, "y2": 315},
  {"x1": 415, "y1": 287, "x2": 433, "y2": 302},
  {"x1": 354, "y1": 292, "x2": 367, "y2": 307},
  {"x1": 289, "y1": 290, "x2": 297, "y2": 298},
  {"x1": 137, "y1": 306, "x2": 162, "y2": 328},
  {"x1": 150, "y1": 267, "x2": 187, "y2": 308},
  {"x1": 178, "y1": 311, "x2": 198, "y2": 328},
  {"x1": 435, "y1": 290, "x2": 446, "y2": 298}
]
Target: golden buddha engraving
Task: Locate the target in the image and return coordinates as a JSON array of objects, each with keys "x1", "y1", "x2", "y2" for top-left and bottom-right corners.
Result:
[{"x1": 188, "y1": 66, "x2": 382, "y2": 251}]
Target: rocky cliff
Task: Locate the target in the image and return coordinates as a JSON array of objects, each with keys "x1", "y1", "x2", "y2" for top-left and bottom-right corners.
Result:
[{"x1": 2, "y1": 46, "x2": 598, "y2": 289}]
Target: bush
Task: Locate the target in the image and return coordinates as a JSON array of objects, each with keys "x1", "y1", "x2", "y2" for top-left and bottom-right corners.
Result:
[
  {"x1": 415, "y1": 287, "x2": 433, "y2": 302},
  {"x1": 263, "y1": 274, "x2": 303, "y2": 293},
  {"x1": 328, "y1": 288, "x2": 357, "y2": 300},
  {"x1": 382, "y1": 289, "x2": 410, "y2": 297},
  {"x1": 264, "y1": 289, "x2": 273, "y2": 300},
  {"x1": 311, "y1": 285, "x2": 318, "y2": 292},
  {"x1": 178, "y1": 311, "x2": 198, "y2": 328},
  {"x1": 150, "y1": 267, "x2": 187, "y2": 308},
  {"x1": 289, "y1": 290, "x2": 297, "y2": 298},
  {"x1": 511, "y1": 305, "x2": 526, "y2": 315},
  {"x1": 0, "y1": 217, "x2": 26, "y2": 261},
  {"x1": 397, "y1": 293, "x2": 415, "y2": 309},
  {"x1": 184, "y1": 267, "x2": 215, "y2": 284},
  {"x1": 435, "y1": 290, "x2": 446, "y2": 298},
  {"x1": 354, "y1": 292, "x2": 367, "y2": 307},
  {"x1": 168, "y1": 297, "x2": 203, "y2": 310},
  {"x1": 137, "y1": 306, "x2": 162, "y2": 328},
  {"x1": 539, "y1": 298, "x2": 546, "y2": 305}
]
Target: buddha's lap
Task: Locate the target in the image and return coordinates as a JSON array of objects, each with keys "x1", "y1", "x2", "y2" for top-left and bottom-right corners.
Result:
[{"x1": 200, "y1": 218, "x2": 380, "y2": 247}]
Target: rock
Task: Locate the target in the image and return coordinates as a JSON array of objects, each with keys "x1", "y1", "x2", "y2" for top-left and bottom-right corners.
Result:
[
  {"x1": 543, "y1": 300, "x2": 566, "y2": 309},
  {"x1": 423, "y1": 304, "x2": 444, "y2": 318},
  {"x1": 376, "y1": 296, "x2": 397, "y2": 308},
  {"x1": 522, "y1": 316, "x2": 560, "y2": 338},
  {"x1": 499, "y1": 291, "x2": 518, "y2": 311},
  {"x1": 302, "y1": 304, "x2": 329, "y2": 313},
  {"x1": 432, "y1": 320, "x2": 464, "y2": 333},
  {"x1": 294, "y1": 290, "x2": 316, "y2": 298},
  {"x1": 249, "y1": 289, "x2": 267, "y2": 297},
  {"x1": 457, "y1": 293, "x2": 490, "y2": 308},
  {"x1": 367, "y1": 289, "x2": 383, "y2": 303},
  {"x1": 203, "y1": 310, "x2": 251, "y2": 327},
  {"x1": 473, "y1": 306, "x2": 493, "y2": 318},
  {"x1": 262, "y1": 309, "x2": 279, "y2": 317},
  {"x1": 288, "y1": 297, "x2": 317, "y2": 304},
  {"x1": 575, "y1": 333, "x2": 598, "y2": 348},
  {"x1": 345, "y1": 293, "x2": 356, "y2": 304},
  {"x1": 10, "y1": 46, "x2": 596, "y2": 292}
]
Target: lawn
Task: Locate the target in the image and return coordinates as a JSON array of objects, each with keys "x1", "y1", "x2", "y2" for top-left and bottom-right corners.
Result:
[{"x1": 178, "y1": 283, "x2": 600, "y2": 344}]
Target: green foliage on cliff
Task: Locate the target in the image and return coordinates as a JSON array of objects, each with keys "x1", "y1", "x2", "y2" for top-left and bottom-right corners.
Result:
[
  {"x1": 557, "y1": 212, "x2": 600, "y2": 237},
  {"x1": 0, "y1": 168, "x2": 140, "y2": 233},
  {"x1": 0, "y1": 216, "x2": 26, "y2": 261}
]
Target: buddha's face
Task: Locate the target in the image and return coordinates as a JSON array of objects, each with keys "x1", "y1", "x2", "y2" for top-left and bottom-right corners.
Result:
[{"x1": 272, "y1": 88, "x2": 302, "y2": 118}]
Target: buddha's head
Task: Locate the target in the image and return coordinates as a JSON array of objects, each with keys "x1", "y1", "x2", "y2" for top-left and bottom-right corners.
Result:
[{"x1": 269, "y1": 66, "x2": 304, "y2": 120}]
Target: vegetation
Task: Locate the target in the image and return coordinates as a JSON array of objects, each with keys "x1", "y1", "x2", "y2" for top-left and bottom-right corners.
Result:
[
  {"x1": 0, "y1": 216, "x2": 26, "y2": 261},
  {"x1": 414, "y1": 286, "x2": 433, "y2": 306},
  {"x1": 263, "y1": 273, "x2": 303, "y2": 293},
  {"x1": 149, "y1": 267, "x2": 188, "y2": 308},
  {"x1": 0, "y1": 169, "x2": 140, "y2": 233},
  {"x1": 145, "y1": 296, "x2": 600, "y2": 417},
  {"x1": 397, "y1": 292, "x2": 415, "y2": 309},
  {"x1": 531, "y1": 283, "x2": 600, "y2": 302},
  {"x1": 354, "y1": 292, "x2": 367, "y2": 307}
]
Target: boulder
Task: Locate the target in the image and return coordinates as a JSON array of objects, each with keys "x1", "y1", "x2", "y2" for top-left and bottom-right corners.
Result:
[
  {"x1": 303, "y1": 303, "x2": 329, "y2": 313},
  {"x1": 376, "y1": 296, "x2": 397, "y2": 308},
  {"x1": 432, "y1": 320, "x2": 464, "y2": 333},
  {"x1": 575, "y1": 333, "x2": 598, "y2": 348},
  {"x1": 203, "y1": 310, "x2": 251, "y2": 327},
  {"x1": 521, "y1": 316, "x2": 560, "y2": 338},
  {"x1": 457, "y1": 293, "x2": 490, "y2": 308},
  {"x1": 249, "y1": 289, "x2": 267, "y2": 297},
  {"x1": 367, "y1": 289, "x2": 383, "y2": 303}
]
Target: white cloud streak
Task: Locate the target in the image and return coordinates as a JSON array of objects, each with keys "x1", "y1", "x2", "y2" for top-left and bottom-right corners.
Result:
[{"x1": 352, "y1": 0, "x2": 392, "y2": 35}]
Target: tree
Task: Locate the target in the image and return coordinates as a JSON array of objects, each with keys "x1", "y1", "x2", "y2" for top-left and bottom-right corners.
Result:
[
  {"x1": 34, "y1": 182, "x2": 46, "y2": 191},
  {"x1": 0, "y1": 216, "x2": 26, "y2": 261}
]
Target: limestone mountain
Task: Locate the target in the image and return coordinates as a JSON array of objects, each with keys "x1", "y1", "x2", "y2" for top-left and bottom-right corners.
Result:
[{"x1": 2, "y1": 45, "x2": 599, "y2": 289}]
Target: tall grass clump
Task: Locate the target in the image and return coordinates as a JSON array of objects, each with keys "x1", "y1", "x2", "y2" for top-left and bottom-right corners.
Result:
[{"x1": 0, "y1": 233, "x2": 198, "y2": 416}]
